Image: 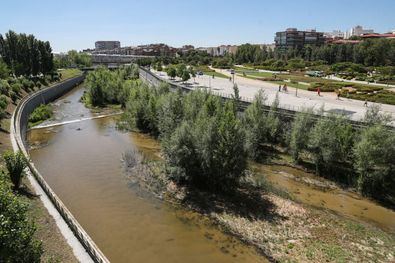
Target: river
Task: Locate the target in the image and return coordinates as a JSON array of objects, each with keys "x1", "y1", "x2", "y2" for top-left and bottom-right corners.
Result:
[
  {"x1": 27, "y1": 86, "x2": 265, "y2": 263},
  {"x1": 27, "y1": 85, "x2": 395, "y2": 262}
]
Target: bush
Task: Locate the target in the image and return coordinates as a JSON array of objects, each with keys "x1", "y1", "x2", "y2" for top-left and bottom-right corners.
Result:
[
  {"x1": 289, "y1": 109, "x2": 315, "y2": 162},
  {"x1": 3, "y1": 151, "x2": 28, "y2": 190},
  {"x1": 0, "y1": 79, "x2": 11, "y2": 95},
  {"x1": 11, "y1": 82, "x2": 22, "y2": 95},
  {"x1": 28, "y1": 104, "x2": 53, "y2": 126},
  {"x1": 0, "y1": 172, "x2": 43, "y2": 262},
  {"x1": 308, "y1": 114, "x2": 354, "y2": 176},
  {"x1": 354, "y1": 125, "x2": 395, "y2": 203}
]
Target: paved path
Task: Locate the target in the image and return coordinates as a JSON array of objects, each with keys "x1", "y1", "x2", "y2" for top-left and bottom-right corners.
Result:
[{"x1": 153, "y1": 70, "x2": 395, "y2": 126}]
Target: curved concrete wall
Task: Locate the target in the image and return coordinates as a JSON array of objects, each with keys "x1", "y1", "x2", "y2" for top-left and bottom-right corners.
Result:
[{"x1": 11, "y1": 76, "x2": 110, "y2": 263}]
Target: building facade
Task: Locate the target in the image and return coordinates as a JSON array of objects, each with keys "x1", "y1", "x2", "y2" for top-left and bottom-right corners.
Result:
[
  {"x1": 344, "y1": 25, "x2": 374, "y2": 39},
  {"x1": 95, "y1": 41, "x2": 121, "y2": 51},
  {"x1": 275, "y1": 28, "x2": 325, "y2": 50}
]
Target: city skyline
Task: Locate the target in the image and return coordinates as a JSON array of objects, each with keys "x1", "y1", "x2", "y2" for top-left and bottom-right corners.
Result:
[{"x1": 1, "y1": 0, "x2": 395, "y2": 52}]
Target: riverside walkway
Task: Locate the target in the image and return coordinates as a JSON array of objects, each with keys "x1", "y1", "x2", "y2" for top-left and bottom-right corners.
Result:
[{"x1": 152, "y1": 69, "x2": 395, "y2": 127}]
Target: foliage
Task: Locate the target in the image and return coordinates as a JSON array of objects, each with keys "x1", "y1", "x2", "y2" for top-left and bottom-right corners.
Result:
[
  {"x1": 289, "y1": 109, "x2": 315, "y2": 162},
  {"x1": 54, "y1": 50, "x2": 92, "y2": 69},
  {"x1": 3, "y1": 151, "x2": 28, "y2": 190},
  {"x1": 0, "y1": 59, "x2": 10, "y2": 79},
  {"x1": 0, "y1": 94, "x2": 8, "y2": 124},
  {"x1": 84, "y1": 65, "x2": 139, "y2": 106},
  {"x1": 308, "y1": 114, "x2": 354, "y2": 176},
  {"x1": 28, "y1": 104, "x2": 53, "y2": 126},
  {"x1": 0, "y1": 172, "x2": 43, "y2": 262},
  {"x1": 0, "y1": 30, "x2": 54, "y2": 76},
  {"x1": 353, "y1": 125, "x2": 395, "y2": 202},
  {"x1": 165, "y1": 66, "x2": 177, "y2": 79}
]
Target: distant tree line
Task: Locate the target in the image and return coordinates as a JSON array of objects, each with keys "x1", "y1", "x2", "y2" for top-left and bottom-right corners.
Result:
[
  {"x1": 54, "y1": 50, "x2": 92, "y2": 69},
  {"x1": 235, "y1": 39, "x2": 395, "y2": 67},
  {"x1": 0, "y1": 30, "x2": 54, "y2": 77}
]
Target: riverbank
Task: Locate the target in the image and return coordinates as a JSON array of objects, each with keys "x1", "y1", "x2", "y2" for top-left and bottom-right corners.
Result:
[
  {"x1": 123, "y1": 140, "x2": 395, "y2": 263},
  {"x1": 0, "y1": 70, "x2": 85, "y2": 262},
  {"x1": 0, "y1": 111, "x2": 77, "y2": 262}
]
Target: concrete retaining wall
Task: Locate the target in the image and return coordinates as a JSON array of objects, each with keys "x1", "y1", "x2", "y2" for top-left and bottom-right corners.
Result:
[{"x1": 11, "y1": 76, "x2": 110, "y2": 263}]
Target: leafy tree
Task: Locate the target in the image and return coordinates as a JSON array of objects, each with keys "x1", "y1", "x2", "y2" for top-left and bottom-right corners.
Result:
[
  {"x1": 363, "y1": 104, "x2": 392, "y2": 126},
  {"x1": 181, "y1": 70, "x2": 190, "y2": 82},
  {"x1": 0, "y1": 30, "x2": 54, "y2": 76},
  {"x1": 0, "y1": 173, "x2": 43, "y2": 262},
  {"x1": 0, "y1": 95, "x2": 8, "y2": 124},
  {"x1": 289, "y1": 108, "x2": 315, "y2": 162},
  {"x1": 308, "y1": 115, "x2": 354, "y2": 176},
  {"x1": 353, "y1": 125, "x2": 395, "y2": 201},
  {"x1": 243, "y1": 90, "x2": 268, "y2": 160},
  {"x1": 3, "y1": 151, "x2": 28, "y2": 190},
  {"x1": 166, "y1": 66, "x2": 176, "y2": 79},
  {"x1": 0, "y1": 59, "x2": 10, "y2": 78}
]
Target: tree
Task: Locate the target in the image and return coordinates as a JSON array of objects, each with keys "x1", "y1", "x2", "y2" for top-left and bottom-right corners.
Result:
[
  {"x1": 0, "y1": 173, "x2": 43, "y2": 262},
  {"x1": 0, "y1": 30, "x2": 54, "y2": 76},
  {"x1": 354, "y1": 125, "x2": 395, "y2": 201},
  {"x1": 189, "y1": 67, "x2": 196, "y2": 82},
  {"x1": 0, "y1": 59, "x2": 10, "y2": 78},
  {"x1": 0, "y1": 95, "x2": 8, "y2": 125},
  {"x1": 3, "y1": 151, "x2": 28, "y2": 190},
  {"x1": 243, "y1": 90, "x2": 268, "y2": 160},
  {"x1": 181, "y1": 70, "x2": 190, "y2": 82},
  {"x1": 289, "y1": 108, "x2": 315, "y2": 162},
  {"x1": 363, "y1": 104, "x2": 392, "y2": 126},
  {"x1": 308, "y1": 115, "x2": 354, "y2": 176},
  {"x1": 166, "y1": 66, "x2": 176, "y2": 79}
]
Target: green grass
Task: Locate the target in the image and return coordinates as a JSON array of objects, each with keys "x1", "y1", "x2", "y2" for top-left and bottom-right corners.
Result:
[
  {"x1": 202, "y1": 71, "x2": 229, "y2": 79},
  {"x1": 341, "y1": 90, "x2": 395, "y2": 105},
  {"x1": 57, "y1": 68, "x2": 82, "y2": 81}
]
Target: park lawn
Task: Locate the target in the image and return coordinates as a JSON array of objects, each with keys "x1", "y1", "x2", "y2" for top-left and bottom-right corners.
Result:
[
  {"x1": 341, "y1": 90, "x2": 395, "y2": 105},
  {"x1": 195, "y1": 65, "x2": 229, "y2": 79},
  {"x1": 58, "y1": 68, "x2": 82, "y2": 81},
  {"x1": 203, "y1": 70, "x2": 229, "y2": 79}
]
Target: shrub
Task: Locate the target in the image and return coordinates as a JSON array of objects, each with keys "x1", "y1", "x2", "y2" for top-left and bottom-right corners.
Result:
[
  {"x1": 0, "y1": 79, "x2": 11, "y2": 95},
  {"x1": 289, "y1": 109, "x2": 315, "y2": 162},
  {"x1": 28, "y1": 104, "x2": 53, "y2": 126},
  {"x1": 308, "y1": 114, "x2": 354, "y2": 176},
  {"x1": 354, "y1": 125, "x2": 395, "y2": 203},
  {"x1": 0, "y1": 172, "x2": 43, "y2": 262},
  {"x1": 3, "y1": 151, "x2": 28, "y2": 190}
]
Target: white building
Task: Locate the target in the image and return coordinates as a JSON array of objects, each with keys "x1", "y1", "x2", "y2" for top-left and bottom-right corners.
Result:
[
  {"x1": 344, "y1": 25, "x2": 374, "y2": 39},
  {"x1": 324, "y1": 30, "x2": 344, "y2": 39}
]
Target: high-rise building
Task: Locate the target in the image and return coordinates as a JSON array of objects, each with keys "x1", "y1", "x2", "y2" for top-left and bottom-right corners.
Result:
[
  {"x1": 274, "y1": 28, "x2": 325, "y2": 50},
  {"x1": 344, "y1": 26, "x2": 374, "y2": 39},
  {"x1": 95, "y1": 41, "x2": 121, "y2": 51}
]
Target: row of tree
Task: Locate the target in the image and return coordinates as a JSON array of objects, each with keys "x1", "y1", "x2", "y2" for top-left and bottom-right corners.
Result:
[
  {"x1": 83, "y1": 64, "x2": 140, "y2": 107},
  {"x1": 0, "y1": 30, "x2": 54, "y2": 77},
  {"x1": 235, "y1": 39, "x2": 395, "y2": 67},
  {"x1": 86, "y1": 66, "x2": 395, "y2": 204},
  {"x1": 54, "y1": 50, "x2": 92, "y2": 69}
]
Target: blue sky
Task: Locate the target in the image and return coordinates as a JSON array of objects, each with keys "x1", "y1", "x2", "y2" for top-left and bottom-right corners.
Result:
[{"x1": 1, "y1": 0, "x2": 394, "y2": 52}]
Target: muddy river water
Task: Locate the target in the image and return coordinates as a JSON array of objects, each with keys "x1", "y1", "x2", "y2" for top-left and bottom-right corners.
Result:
[
  {"x1": 28, "y1": 86, "x2": 265, "y2": 263},
  {"x1": 28, "y1": 86, "x2": 395, "y2": 262}
]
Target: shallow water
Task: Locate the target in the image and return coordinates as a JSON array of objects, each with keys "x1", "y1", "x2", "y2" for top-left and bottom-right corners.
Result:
[
  {"x1": 28, "y1": 86, "x2": 265, "y2": 263},
  {"x1": 253, "y1": 164, "x2": 395, "y2": 233}
]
